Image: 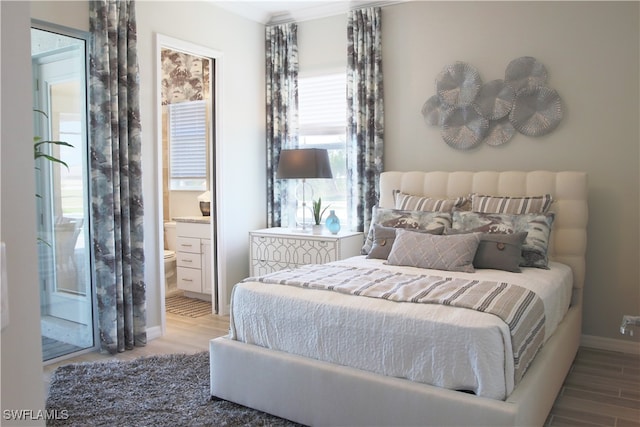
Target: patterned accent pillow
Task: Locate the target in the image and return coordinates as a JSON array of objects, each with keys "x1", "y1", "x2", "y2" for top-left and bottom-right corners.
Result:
[
  {"x1": 367, "y1": 224, "x2": 445, "y2": 260},
  {"x1": 386, "y1": 229, "x2": 481, "y2": 273},
  {"x1": 361, "y1": 207, "x2": 452, "y2": 255},
  {"x1": 471, "y1": 194, "x2": 554, "y2": 214},
  {"x1": 395, "y1": 192, "x2": 467, "y2": 213},
  {"x1": 452, "y1": 211, "x2": 555, "y2": 269},
  {"x1": 445, "y1": 229, "x2": 528, "y2": 272}
]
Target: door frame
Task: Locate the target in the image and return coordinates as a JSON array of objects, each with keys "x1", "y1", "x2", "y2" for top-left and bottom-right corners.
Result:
[
  {"x1": 32, "y1": 19, "x2": 99, "y2": 363},
  {"x1": 155, "y1": 33, "x2": 226, "y2": 335}
]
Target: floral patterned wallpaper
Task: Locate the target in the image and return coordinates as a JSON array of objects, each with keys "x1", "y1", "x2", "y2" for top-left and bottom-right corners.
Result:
[{"x1": 160, "y1": 48, "x2": 211, "y2": 104}]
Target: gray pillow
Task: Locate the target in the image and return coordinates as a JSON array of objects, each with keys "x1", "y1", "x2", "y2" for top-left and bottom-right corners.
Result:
[
  {"x1": 361, "y1": 207, "x2": 452, "y2": 255},
  {"x1": 367, "y1": 224, "x2": 445, "y2": 260},
  {"x1": 451, "y1": 210, "x2": 555, "y2": 269},
  {"x1": 386, "y1": 229, "x2": 481, "y2": 273},
  {"x1": 446, "y1": 229, "x2": 528, "y2": 272}
]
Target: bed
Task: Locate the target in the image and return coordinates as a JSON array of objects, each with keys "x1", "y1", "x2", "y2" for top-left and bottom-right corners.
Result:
[{"x1": 210, "y1": 170, "x2": 588, "y2": 426}]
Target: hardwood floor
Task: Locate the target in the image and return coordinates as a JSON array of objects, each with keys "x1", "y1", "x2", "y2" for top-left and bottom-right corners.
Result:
[
  {"x1": 43, "y1": 313, "x2": 640, "y2": 426},
  {"x1": 546, "y1": 347, "x2": 640, "y2": 427}
]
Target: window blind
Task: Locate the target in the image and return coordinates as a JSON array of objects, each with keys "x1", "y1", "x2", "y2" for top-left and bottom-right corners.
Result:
[
  {"x1": 169, "y1": 100, "x2": 207, "y2": 180},
  {"x1": 299, "y1": 73, "x2": 346, "y2": 136}
]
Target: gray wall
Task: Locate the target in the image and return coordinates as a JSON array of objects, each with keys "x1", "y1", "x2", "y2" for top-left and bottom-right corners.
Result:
[
  {"x1": 382, "y1": 1, "x2": 639, "y2": 344},
  {"x1": 301, "y1": 1, "x2": 639, "y2": 345}
]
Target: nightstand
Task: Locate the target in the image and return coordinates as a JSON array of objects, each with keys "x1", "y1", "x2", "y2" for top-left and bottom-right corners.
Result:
[{"x1": 249, "y1": 227, "x2": 364, "y2": 276}]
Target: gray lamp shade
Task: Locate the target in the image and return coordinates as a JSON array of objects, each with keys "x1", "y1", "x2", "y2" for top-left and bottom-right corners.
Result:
[{"x1": 276, "y1": 148, "x2": 333, "y2": 179}]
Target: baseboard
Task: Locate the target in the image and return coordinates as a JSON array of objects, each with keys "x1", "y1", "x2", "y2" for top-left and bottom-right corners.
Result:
[
  {"x1": 146, "y1": 325, "x2": 163, "y2": 341},
  {"x1": 581, "y1": 334, "x2": 640, "y2": 355}
]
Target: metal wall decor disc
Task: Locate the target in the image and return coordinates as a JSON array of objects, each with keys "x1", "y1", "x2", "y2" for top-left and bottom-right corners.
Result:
[
  {"x1": 473, "y1": 79, "x2": 515, "y2": 120},
  {"x1": 441, "y1": 106, "x2": 489, "y2": 150},
  {"x1": 422, "y1": 95, "x2": 448, "y2": 126},
  {"x1": 435, "y1": 62, "x2": 482, "y2": 107},
  {"x1": 509, "y1": 86, "x2": 563, "y2": 136},
  {"x1": 484, "y1": 117, "x2": 516, "y2": 146},
  {"x1": 505, "y1": 56, "x2": 548, "y2": 92}
]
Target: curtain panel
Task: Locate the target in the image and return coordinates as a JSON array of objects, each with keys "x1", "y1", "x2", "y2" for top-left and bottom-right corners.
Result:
[
  {"x1": 347, "y1": 7, "x2": 384, "y2": 233},
  {"x1": 89, "y1": 0, "x2": 146, "y2": 354},
  {"x1": 265, "y1": 23, "x2": 299, "y2": 228}
]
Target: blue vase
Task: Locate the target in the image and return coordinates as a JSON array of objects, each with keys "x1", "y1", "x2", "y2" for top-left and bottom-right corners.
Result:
[{"x1": 325, "y1": 210, "x2": 341, "y2": 234}]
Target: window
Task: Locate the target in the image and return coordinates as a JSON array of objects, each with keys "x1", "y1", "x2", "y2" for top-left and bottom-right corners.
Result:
[
  {"x1": 169, "y1": 100, "x2": 208, "y2": 191},
  {"x1": 298, "y1": 72, "x2": 347, "y2": 227}
]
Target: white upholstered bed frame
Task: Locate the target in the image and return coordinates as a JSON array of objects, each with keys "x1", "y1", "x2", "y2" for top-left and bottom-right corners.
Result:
[{"x1": 210, "y1": 171, "x2": 588, "y2": 426}]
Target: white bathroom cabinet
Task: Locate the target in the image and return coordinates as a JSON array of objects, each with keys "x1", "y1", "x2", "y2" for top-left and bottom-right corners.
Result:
[{"x1": 175, "y1": 220, "x2": 212, "y2": 298}]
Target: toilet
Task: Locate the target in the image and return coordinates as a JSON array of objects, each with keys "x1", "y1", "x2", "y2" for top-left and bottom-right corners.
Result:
[{"x1": 163, "y1": 221, "x2": 178, "y2": 296}]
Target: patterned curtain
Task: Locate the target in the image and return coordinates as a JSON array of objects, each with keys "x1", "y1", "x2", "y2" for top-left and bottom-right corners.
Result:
[
  {"x1": 89, "y1": 0, "x2": 146, "y2": 354},
  {"x1": 347, "y1": 7, "x2": 384, "y2": 232},
  {"x1": 266, "y1": 23, "x2": 299, "y2": 227}
]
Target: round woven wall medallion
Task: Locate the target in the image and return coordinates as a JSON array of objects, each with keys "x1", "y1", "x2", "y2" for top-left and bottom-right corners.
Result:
[
  {"x1": 441, "y1": 106, "x2": 489, "y2": 150},
  {"x1": 484, "y1": 117, "x2": 516, "y2": 146},
  {"x1": 436, "y1": 62, "x2": 482, "y2": 107},
  {"x1": 505, "y1": 56, "x2": 548, "y2": 92},
  {"x1": 473, "y1": 79, "x2": 515, "y2": 120},
  {"x1": 422, "y1": 95, "x2": 449, "y2": 126},
  {"x1": 509, "y1": 86, "x2": 563, "y2": 136}
]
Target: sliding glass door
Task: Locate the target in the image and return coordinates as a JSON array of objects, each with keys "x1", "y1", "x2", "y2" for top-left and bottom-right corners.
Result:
[{"x1": 32, "y1": 24, "x2": 96, "y2": 362}]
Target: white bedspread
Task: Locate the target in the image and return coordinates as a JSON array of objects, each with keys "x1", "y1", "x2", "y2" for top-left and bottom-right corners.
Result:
[{"x1": 229, "y1": 257, "x2": 573, "y2": 400}]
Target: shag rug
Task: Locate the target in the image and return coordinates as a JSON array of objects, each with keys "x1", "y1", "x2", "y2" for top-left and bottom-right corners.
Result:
[
  {"x1": 165, "y1": 295, "x2": 212, "y2": 318},
  {"x1": 46, "y1": 351, "x2": 303, "y2": 426}
]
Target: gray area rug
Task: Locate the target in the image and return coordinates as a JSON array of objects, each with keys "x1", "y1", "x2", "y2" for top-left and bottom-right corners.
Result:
[{"x1": 46, "y1": 352, "x2": 303, "y2": 426}]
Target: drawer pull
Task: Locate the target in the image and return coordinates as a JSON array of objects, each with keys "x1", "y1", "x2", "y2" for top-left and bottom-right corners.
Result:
[
  {"x1": 180, "y1": 244, "x2": 193, "y2": 248},
  {"x1": 182, "y1": 278, "x2": 193, "y2": 282},
  {"x1": 183, "y1": 259, "x2": 193, "y2": 263}
]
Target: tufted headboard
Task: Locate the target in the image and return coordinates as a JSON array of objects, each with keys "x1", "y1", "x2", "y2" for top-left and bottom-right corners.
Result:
[{"x1": 379, "y1": 171, "x2": 588, "y2": 303}]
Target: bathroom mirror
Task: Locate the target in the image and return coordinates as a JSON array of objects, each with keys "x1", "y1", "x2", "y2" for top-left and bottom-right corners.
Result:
[{"x1": 156, "y1": 33, "x2": 224, "y2": 327}]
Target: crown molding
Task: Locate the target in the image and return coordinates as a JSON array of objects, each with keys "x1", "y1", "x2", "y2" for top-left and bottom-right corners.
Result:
[{"x1": 210, "y1": 1, "x2": 407, "y2": 25}]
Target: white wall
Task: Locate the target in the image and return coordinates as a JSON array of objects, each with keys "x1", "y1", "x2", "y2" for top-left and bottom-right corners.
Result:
[
  {"x1": 30, "y1": 1, "x2": 266, "y2": 330},
  {"x1": 1, "y1": 1, "x2": 47, "y2": 423},
  {"x1": 135, "y1": 1, "x2": 266, "y2": 325}
]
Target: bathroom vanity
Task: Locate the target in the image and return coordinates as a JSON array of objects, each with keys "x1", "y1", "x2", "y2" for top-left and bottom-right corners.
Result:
[{"x1": 174, "y1": 217, "x2": 213, "y2": 302}]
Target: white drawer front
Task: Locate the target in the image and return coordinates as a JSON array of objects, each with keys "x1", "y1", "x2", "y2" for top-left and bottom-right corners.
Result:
[
  {"x1": 176, "y1": 237, "x2": 200, "y2": 254},
  {"x1": 177, "y1": 266, "x2": 202, "y2": 293},
  {"x1": 177, "y1": 251, "x2": 202, "y2": 269}
]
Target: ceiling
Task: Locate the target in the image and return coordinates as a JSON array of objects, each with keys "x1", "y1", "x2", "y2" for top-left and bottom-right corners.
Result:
[{"x1": 211, "y1": 0, "x2": 406, "y2": 25}]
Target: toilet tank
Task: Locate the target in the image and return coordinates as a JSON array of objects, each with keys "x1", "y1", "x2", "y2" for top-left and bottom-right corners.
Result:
[{"x1": 164, "y1": 221, "x2": 177, "y2": 251}]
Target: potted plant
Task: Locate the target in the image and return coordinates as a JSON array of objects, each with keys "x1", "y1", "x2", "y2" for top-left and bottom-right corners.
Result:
[
  {"x1": 33, "y1": 109, "x2": 73, "y2": 247},
  {"x1": 311, "y1": 198, "x2": 329, "y2": 234}
]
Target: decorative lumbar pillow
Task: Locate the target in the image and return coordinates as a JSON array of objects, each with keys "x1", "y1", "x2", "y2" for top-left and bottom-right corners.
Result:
[
  {"x1": 386, "y1": 229, "x2": 481, "y2": 273},
  {"x1": 361, "y1": 207, "x2": 452, "y2": 255},
  {"x1": 446, "y1": 229, "x2": 528, "y2": 272},
  {"x1": 471, "y1": 194, "x2": 554, "y2": 214},
  {"x1": 452, "y1": 211, "x2": 555, "y2": 269},
  {"x1": 394, "y1": 192, "x2": 467, "y2": 213},
  {"x1": 367, "y1": 224, "x2": 445, "y2": 260}
]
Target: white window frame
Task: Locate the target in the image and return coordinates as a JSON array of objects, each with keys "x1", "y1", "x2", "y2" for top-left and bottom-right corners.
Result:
[{"x1": 297, "y1": 72, "x2": 348, "y2": 228}]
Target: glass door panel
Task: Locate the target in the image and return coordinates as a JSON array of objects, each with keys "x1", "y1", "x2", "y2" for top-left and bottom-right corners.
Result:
[{"x1": 32, "y1": 26, "x2": 95, "y2": 362}]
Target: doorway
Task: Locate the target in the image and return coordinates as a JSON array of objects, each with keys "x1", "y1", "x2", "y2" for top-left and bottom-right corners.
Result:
[
  {"x1": 156, "y1": 34, "x2": 224, "y2": 332},
  {"x1": 32, "y1": 23, "x2": 96, "y2": 362}
]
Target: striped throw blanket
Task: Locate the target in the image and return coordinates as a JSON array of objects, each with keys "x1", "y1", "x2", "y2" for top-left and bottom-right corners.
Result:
[{"x1": 246, "y1": 264, "x2": 545, "y2": 384}]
